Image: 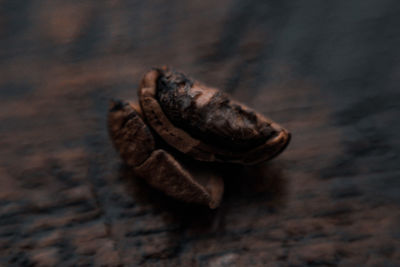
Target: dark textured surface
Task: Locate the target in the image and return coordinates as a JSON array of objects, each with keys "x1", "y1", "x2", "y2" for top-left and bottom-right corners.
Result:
[
  {"x1": 156, "y1": 68, "x2": 279, "y2": 150},
  {"x1": 1, "y1": 0, "x2": 400, "y2": 266},
  {"x1": 108, "y1": 100, "x2": 224, "y2": 209}
]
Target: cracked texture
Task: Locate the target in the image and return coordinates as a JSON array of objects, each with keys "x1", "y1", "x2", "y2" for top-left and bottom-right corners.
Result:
[{"x1": 1, "y1": 0, "x2": 400, "y2": 266}]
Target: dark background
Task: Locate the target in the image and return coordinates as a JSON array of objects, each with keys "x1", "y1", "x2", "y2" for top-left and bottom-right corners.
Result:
[{"x1": 1, "y1": 0, "x2": 399, "y2": 266}]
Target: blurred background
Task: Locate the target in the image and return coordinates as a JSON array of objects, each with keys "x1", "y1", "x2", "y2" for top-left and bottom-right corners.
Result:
[{"x1": 0, "y1": 0, "x2": 399, "y2": 266}]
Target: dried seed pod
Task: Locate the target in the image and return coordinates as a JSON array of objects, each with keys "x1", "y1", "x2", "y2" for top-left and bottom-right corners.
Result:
[
  {"x1": 108, "y1": 100, "x2": 224, "y2": 209},
  {"x1": 138, "y1": 67, "x2": 291, "y2": 165},
  {"x1": 108, "y1": 67, "x2": 291, "y2": 208}
]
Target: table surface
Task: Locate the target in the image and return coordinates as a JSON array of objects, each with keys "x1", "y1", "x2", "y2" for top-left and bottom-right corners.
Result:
[{"x1": 1, "y1": 0, "x2": 400, "y2": 266}]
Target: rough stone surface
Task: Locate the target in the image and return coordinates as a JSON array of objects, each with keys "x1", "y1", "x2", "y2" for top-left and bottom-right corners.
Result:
[{"x1": 1, "y1": 0, "x2": 400, "y2": 266}]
